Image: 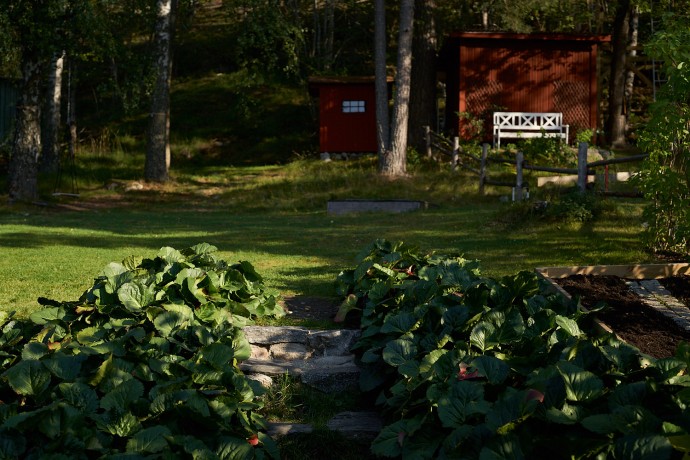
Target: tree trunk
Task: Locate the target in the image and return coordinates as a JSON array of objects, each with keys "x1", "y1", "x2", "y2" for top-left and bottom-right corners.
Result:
[
  {"x1": 374, "y1": 0, "x2": 389, "y2": 159},
  {"x1": 146, "y1": 0, "x2": 175, "y2": 183},
  {"x1": 380, "y1": 0, "x2": 414, "y2": 177},
  {"x1": 606, "y1": 0, "x2": 631, "y2": 148},
  {"x1": 40, "y1": 50, "x2": 65, "y2": 174},
  {"x1": 624, "y1": 5, "x2": 638, "y2": 119},
  {"x1": 408, "y1": 0, "x2": 437, "y2": 154},
  {"x1": 8, "y1": 54, "x2": 44, "y2": 202},
  {"x1": 323, "y1": 0, "x2": 335, "y2": 70}
]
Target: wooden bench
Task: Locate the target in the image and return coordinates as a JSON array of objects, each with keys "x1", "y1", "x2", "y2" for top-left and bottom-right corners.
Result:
[{"x1": 493, "y1": 112, "x2": 569, "y2": 149}]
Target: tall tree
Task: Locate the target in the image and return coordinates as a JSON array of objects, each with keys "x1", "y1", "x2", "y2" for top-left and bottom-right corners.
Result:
[
  {"x1": 40, "y1": 50, "x2": 65, "y2": 174},
  {"x1": 374, "y1": 0, "x2": 389, "y2": 157},
  {"x1": 8, "y1": 51, "x2": 44, "y2": 202},
  {"x1": 377, "y1": 0, "x2": 415, "y2": 177},
  {"x1": 408, "y1": 0, "x2": 437, "y2": 154},
  {"x1": 1, "y1": 0, "x2": 99, "y2": 202},
  {"x1": 2, "y1": 1, "x2": 63, "y2": 202},
  {"x1": 606, "y1": 0, "x2": 632, "y2": 147},
  {"x1": 145, "y1": 0, "x2": 176, "y2": 182}
]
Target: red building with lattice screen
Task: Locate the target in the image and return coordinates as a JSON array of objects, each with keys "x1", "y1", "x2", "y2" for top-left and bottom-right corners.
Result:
[{"x1": 440, "y1": 32, "x2": 610, "y2": 143}]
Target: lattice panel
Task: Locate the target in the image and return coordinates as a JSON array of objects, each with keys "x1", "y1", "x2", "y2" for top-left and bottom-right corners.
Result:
[
  {"x1": 466, "y1": 80, "x2": 503, "y2": 114},
  {"x1": 554, "y1": 81, "x2": 589, "y2": 131}
]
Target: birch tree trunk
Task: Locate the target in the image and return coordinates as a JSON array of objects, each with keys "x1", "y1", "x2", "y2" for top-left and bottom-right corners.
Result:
[
  {"x1": 146, "y1": 0, "x2": 175, "y2": 182},
  {"x1": 380, "y1": 0, "x2": 414, "y2": 177},
  {"x1": 40, "y1": 50, "x2": 65, "y2": 174},
  {"x1": 408, "y1": 0, "x2": 437, "y2": 154},
  {"x1": 374, "y1": 0, "x2": 389, "y2": 158},
  {"x1": 8, "y1": 54, "x2": 44, "y2": 202}
]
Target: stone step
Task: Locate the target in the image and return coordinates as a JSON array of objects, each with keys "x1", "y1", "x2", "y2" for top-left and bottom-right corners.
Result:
[
  {"x1": 266, "y1": 411, "x2": 382, "y2": 441},
  {"x1": 241, "y1": 325, "x2": 362, "y2": 393},
  {"x1": 241, "y1": 355, "x2": 360, "y2": 393},
  {"x1": 243, "y1": 325, "x2": 360, "y2": 361}
]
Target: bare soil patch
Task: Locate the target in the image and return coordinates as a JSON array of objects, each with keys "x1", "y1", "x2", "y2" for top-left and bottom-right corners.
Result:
[{"x1": 554, "y1": 275, "x2": 690, "y2": 359}]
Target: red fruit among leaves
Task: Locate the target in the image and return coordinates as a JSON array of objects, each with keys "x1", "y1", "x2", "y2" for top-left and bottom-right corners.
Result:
[
  {"x1": 457, "y1": 362, "x2": 480, "y2": 380},
  {"x1": 247, "y1": 434, "x2": 259, "y2": 446}
]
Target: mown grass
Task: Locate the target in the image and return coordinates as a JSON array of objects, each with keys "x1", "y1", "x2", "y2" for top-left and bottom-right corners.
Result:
[{"x1": 0, "y1": 154, "x2": 657, "y2": 319}]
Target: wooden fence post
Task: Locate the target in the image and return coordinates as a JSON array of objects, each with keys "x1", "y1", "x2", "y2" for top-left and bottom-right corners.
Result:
[
  {"x1": 425, "y1": 126, "x2": 432, "y2": 158},
  {"x1": 479, "y1": 143, "x2": 489, "y2": 195},
  {"x1": 452, "y1": 137, "x2": 459, "y2": 171},
  {"x1": 577, "y1": 142, "x2": 588, "y2": 193},
  {"x1": 515, "y1": 151, "x2": 524, "y2": 201}
]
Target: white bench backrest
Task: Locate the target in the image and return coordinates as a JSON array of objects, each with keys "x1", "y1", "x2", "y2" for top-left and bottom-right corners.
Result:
[{"x1": 494, "y1": 112, "x2": 563, "y2": 130}]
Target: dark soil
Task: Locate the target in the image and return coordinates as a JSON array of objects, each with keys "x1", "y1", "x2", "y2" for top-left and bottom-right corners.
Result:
[
  {"x1": 282, "y1": 296, "x2": 340, "y2": 321},
  {"x1": 554, "y1": 275, "x2": 690, "y2": 359},
  {"x1": 281, "y1": 296, "x2": 360, "y2": 329}
]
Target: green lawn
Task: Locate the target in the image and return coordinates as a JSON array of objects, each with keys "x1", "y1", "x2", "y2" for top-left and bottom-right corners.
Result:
[{"x1": 0, "y1": 157, "x2": 653, "y2": 317}]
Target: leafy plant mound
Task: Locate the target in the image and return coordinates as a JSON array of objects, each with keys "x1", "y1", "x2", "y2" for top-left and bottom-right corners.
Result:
[
  {"x1": 0, "y1": 243, "x2": 284, "y2": 459},
  {"x1": 336, "y1": 240, "x2": 690, "y2": 459}
]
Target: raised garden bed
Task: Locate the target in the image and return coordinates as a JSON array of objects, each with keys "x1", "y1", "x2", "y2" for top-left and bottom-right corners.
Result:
[
  {"x1": 326, "y1": 199, "x2": 428, "y2": 215},
  {"x1": 536, "y1": 263, "x2": 690, "y2": 358}
]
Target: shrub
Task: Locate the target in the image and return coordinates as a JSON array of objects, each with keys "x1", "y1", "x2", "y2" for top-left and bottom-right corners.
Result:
[
  {"x1": 335, "y1": 240, "x2": 690, "y2": 459},
  {"x1": 0, "y1": 243, "x2": 283, "y2": 459}
]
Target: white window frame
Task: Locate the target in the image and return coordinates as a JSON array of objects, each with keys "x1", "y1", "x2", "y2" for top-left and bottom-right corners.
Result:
[{"x1": 342, "y1": 100, "x2": 366, "y2": 113}]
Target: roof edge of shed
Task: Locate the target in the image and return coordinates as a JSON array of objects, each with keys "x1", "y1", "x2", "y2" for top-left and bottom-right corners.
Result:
[{"x1": 448, "y1": 31, "x2": 611, "y2": 42}]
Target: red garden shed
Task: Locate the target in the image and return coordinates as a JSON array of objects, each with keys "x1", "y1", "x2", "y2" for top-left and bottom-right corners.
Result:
[
  {"x1": 308, "y1": 76, "x2": 384, "y2": 154},
  {"x1": 440, "y1": 32, "x2": 610, "y2": 143}
]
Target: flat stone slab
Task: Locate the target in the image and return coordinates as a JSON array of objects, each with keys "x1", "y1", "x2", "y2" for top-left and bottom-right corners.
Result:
[
  {"x1": 267, "y1": 411, "x2": 382, "y2": 440},
  {"x1": 244, "y1": 326, "x2": 360, "y2": 360},
  {"x1": 626, "y1": 280, "x2": 690, "y2": 331},
  {"x1": 240, "y1": 356, "x2": 360, "y2": 393},
  {"x1": 327, "y1": 199, "x2": 428, "y2": 215}
]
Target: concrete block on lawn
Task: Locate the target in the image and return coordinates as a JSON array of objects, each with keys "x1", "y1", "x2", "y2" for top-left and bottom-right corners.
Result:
[{"x1": 327, "y1": 199, "x2": 428, "y2": 215}]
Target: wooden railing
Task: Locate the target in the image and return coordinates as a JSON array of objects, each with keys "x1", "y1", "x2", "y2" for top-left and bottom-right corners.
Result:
[{"x1": 423, "y1": 126, "x2": 649, "y2": 200}]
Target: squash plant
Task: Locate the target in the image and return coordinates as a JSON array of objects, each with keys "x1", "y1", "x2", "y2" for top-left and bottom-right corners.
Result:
[
  {"x1": 336, "y1": 240, "x2": 690, "y2": 459},
  {"x1": 0, "y1": 243, "x2": 283, "y2": 459}
]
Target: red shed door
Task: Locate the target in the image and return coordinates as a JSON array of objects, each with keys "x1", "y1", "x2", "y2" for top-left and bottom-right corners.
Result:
[{"x1": 319, "y1": 84, "x2": 377, "y2": 153}]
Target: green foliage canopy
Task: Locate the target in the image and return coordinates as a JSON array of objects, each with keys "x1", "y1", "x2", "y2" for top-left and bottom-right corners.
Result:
[{"x1": 0, "y1": 243, "x2": 284, "y2": 458}]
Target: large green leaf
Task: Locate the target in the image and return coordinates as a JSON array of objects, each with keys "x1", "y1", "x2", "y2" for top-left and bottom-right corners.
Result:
[
  {"x1": 492, "y1": 308, "x2": 526, "y2": 345},
  {"x1": 472, "y1": 355, "x2": 509, "y2": 385},
  {"x1": 21, "y1": 342, "x2": 49, "y2": 360},
  {"x1": 216, "y1": 436, "x2": 254, "y2": 460},
  {"x1": 153, "y1": 304, "x2": 193, "y2": 336},
  {"x1": 76, "y1": 326, "x2": 107, "y2": 345},
  {"x1": 198, "y1": 343, "x2": 234, "y2": 369},
  {"x1": 555, "y1": 315, "x2": 583, "y2": 337},
  {"x1": 232, "y1": 332, "x2": 252, "y2": 362},
  {"x1": 118, "y1": 281, "x2": 154, "y2": 312},
  {"x1": 42, "y1": 352, "x2": 87, "y2": 380},
  {"x1": 158, "y1": 246, "x2": 186, "y2": 264},
  {"x1": 557, "y1": 362, "x2": 604, "y2": 402},
  {"x1": 470, "y1": 322, "x2": 496, "y2": 352},
  {"x1": 479, "y1": 433, "x2": 525, "y2": 460},
  {"x1": 613, "y1": 434, "x2": 673, "y2": 460},
  {"x1": 29, "y1": 307, "x2": 66, "y2": 325},
  {"x1": 102, "y1": 412, "x2": 142, "y2": 437},
  {"x1": 371, "y1": 420, "x2": 407, "y2": 458},
  {"x1": 100, "y1": 378, "x2": 144, "y2": 412},
  {"x1": 380, "y1": 312, "x2": 418, "y2": 334},
  {"x1": 437, "y1": 380, "x2": 490, "y2": 428},
  {"x1": 100, "y1": 262, "x2": 132, "y2": 293},
  {"x1": 382, "y1": 338, "x2": 417, "y2": 367},
  {"x1": 126, "y1": 425, "x2": 172, "y2": 453},
  {"x1": 3, "y1": 360, "x2": 51, "y2": 396},
  {"x1": 58, "y1": 382, "x2": 99, "y2": 413}
]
